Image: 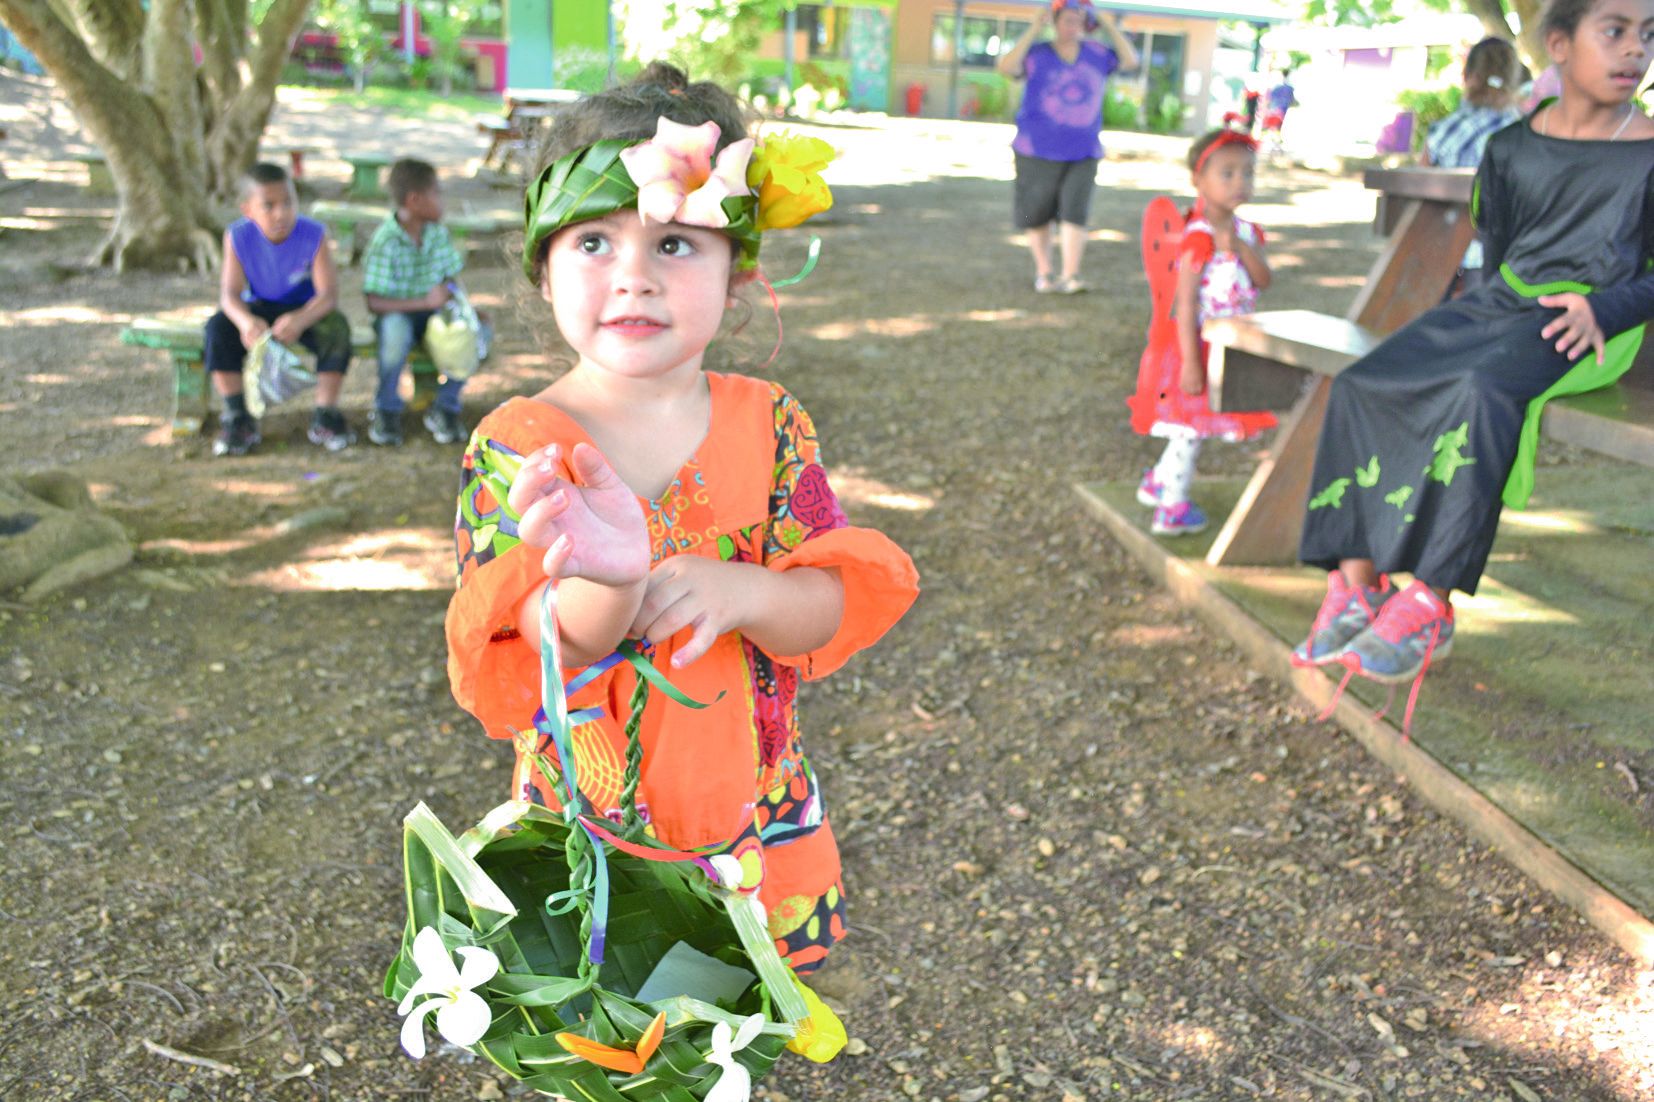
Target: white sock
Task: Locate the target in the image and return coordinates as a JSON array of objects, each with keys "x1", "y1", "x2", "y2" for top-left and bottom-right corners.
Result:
[{"x1": 1153, "y1": 437, "x2": 1202, "y2": 506}]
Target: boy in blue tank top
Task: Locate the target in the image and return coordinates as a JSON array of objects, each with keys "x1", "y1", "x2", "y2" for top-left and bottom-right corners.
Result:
[{"x1": 203, "y1": 163, "x2": 354, "y2": 457}]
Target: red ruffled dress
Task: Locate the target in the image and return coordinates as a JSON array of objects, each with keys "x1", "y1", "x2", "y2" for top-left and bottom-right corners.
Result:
[
  {"x1": 1129, "y1": 199, "x2": 1278, "y2": 442},
  {"x1": 444, "y1": 372, "x2": 920, "y2": 974}
]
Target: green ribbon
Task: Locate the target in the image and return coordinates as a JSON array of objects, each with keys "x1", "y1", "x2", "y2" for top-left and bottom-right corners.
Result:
[{"x1": 1498, "y1": 264, "x2": 1646, "y2": 508}]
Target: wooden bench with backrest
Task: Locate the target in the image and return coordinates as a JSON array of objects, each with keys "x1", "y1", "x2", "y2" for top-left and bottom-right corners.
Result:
[
  {"x1": 120, "y1": 316, "x2": 438, "y2": 438},
  {"x1": 1197, "y1": 165, "x2": 1654, "y2": 567}
]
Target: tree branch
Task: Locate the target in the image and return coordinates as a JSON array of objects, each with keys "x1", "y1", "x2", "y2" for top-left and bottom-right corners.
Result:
[
  {"x1": 144, "y1": 0, "x2": 208, "y2": 188},
  {"x1": 249, "y1": 0, "x2": 312, "y2": 91},
  {"x1": 57, "y1": 0, "x2": 145, "y2": 79},
  {"x1": 0, "y1": 0, "x2": 128, "y2": 110},
  {"x1": 195, "y1": 0, "x2": 243, "y2": 105},
  {"x1": 1461, "y1": 0, "x2": 1514, "y2": 42}
]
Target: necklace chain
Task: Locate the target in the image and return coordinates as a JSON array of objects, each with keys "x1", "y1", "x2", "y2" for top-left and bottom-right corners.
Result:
[{"x1": 1541, "y1": 99, "x2": 1637, "y2": 140}]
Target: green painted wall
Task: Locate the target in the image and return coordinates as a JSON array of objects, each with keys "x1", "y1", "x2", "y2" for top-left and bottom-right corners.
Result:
[{"x1": 506, "y1": 0, "x2": 608, "y2": 88}]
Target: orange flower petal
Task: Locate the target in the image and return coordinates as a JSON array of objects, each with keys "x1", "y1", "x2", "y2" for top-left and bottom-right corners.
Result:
[
  {"x1": 635, "y1": 1012, "x2": 667, "y2": 1064},
  {"x1": 555, "y1": 1032, "x2": 644, "y2": 1074}
]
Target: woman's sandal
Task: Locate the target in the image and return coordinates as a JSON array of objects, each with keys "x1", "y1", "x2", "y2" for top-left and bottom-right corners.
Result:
[
  {"x1": 1034, "y1": 275, "x2": 1057, "y2": 293},
  {"x1": 1055, "y1": 275, "x2": 1090, "y2": 294}
]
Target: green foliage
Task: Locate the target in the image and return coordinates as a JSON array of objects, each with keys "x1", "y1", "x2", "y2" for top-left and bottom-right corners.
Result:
[
  {"x1": 965, "y1": 75, "x2": 1010, "y2": 120},
  {"x1": 617, "y1": 0, "x2": 799, "y2": 87},
  {"x1": 1397, "y1": 84, "x2": 1462, "y2": 149},
  {"x1": 1145, "y1": 90, "x2": 1187, "y2": 134},
  {"x1": 1301, "y1": 0, "x2": 1455, "y2": 26},
  {"x1": 313, "y1": 0, "x2": 389, "y2": 90},
  {"x1": 419, "y1": 0, "x2": 486, "y2": 92},
  {"x1": 1104, "y1": 85, "x2": 1141, "y2": 129},
  {"x1": 552, "y1": 45, "x2": 628, "y2": 94}
]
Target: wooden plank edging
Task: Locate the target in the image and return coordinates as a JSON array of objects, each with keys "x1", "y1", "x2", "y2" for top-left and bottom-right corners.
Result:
[{"x1": 1074, "y1": 482, "x2": 1654, "y2": 967}]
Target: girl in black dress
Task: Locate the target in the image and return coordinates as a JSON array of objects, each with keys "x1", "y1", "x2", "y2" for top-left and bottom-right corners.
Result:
[{"x1": 1292, "y1": 0, "x2": 1654, "y2": 732}]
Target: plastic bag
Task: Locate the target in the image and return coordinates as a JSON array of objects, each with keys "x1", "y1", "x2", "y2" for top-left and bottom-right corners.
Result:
[
  {"x1": 243, "y1": 334, "x2": 316, "y2": 419},
  {"x1": 423, "y1": 284, "x2": 488, "y2": 381}
]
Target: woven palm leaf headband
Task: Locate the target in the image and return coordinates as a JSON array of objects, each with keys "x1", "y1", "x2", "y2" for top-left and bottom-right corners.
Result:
[{"x1": 523, "y1": 117, "x2": 835, "y2": 283}]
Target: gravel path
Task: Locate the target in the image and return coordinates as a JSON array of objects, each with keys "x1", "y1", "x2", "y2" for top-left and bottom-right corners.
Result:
[{"x1": 1, "y1": 84, "x2": 1650, "y2": 1101}]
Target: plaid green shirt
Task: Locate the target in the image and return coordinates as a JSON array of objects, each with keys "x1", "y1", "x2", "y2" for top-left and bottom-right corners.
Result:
[{"x1": 361, "y1": 215, "x2": 463, "y2": 300}]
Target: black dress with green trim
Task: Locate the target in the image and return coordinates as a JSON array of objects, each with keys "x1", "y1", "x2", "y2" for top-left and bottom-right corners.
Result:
[{"x1": 1299, "y1": 112, "x2": 1654, "y2": 594}]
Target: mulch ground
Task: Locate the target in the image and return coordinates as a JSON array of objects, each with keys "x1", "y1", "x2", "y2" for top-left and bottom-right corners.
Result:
[{"x1": 2, "y1": 79, "x2": 1652, "y2": 1101}]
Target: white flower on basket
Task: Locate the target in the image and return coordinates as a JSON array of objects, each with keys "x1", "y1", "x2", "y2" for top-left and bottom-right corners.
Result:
[
  {"x1": 709, "y1": 854, "x2": 745, "y2": 890},
  {"x1": 704, "y1": 1014, "x2": 765, "y2": 1102},
  {"x1": 398, "y1": 926, "x2": 499, "y2": 1058}
]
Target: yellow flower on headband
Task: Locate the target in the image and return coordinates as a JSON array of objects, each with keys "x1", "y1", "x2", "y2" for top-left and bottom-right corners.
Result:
[{"x1": 747, "y1": 132, "x2": 835, "y2": 232}]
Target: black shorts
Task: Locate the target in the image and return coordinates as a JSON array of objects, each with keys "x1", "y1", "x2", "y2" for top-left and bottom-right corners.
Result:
[{"x1": 1013, "y1": 154, "x2": 1098, "y2": 228}]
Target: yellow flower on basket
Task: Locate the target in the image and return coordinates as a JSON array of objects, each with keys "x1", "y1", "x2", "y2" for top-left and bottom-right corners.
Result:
[
  {"x1": 747, "y1": 132, "x2": 835, "y2": 232},
  {"x1": 784, "y1": 975, "x2": 847, "y2": 1063}
]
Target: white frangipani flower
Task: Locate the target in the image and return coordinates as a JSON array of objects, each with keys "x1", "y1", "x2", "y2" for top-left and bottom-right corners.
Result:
[
  {"x1": 708, "y1": 854, "x2": 745, "y2": 890},
  {"x1": 398, "y1": 926, "x2": 499, "y2": 1058},
  {"x1": 704, "y1": 1014, "x2": 765, "y2": 1102}
]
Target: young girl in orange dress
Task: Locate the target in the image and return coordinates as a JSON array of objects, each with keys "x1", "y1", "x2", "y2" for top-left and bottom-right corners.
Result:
[
  {"x1": 443, "y1": 65, "x2": 919, "y2": 977},
  {"x1": 1129, "y1": 128, "x2": 1277, "y2": 536}
]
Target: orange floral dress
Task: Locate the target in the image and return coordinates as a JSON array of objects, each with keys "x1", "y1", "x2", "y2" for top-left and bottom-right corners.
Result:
[{"x1": 444, "y1": 372, "x2": 920, "y2": 973}]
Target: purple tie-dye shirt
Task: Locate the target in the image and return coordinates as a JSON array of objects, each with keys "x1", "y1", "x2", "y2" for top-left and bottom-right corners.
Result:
[{"x1": 1012, "y1": 40, "x2": 1119, "y2": 161}]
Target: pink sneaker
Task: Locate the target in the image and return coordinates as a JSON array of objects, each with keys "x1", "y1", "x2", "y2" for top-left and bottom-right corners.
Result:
[
  {"x1": 1136, "y1": 468, "x2": 1164, "y2": 507},
  {"x1": 1292, "y1": 571, "x2": 1394, "y2": 668}
]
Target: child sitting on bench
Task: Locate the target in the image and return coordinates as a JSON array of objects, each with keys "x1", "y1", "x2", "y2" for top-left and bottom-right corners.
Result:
[
  {"x1": 1293, "y1": 0, "x2": 1654, "y2": 734},
  {"x1": 203, "y1": 162, "x2": 354, "y2": 457},
  {"x1": 362, "y1": 158, "x2": 474, "y2": 447},
  {"x1": 1128, "y1": 128, "x2": 1277, "y2": 537}
]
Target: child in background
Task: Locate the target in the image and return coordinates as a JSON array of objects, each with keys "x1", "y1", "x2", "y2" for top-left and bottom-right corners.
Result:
[
  {"x1": 443, "y1": 64, "x2": 919, "y2": 977},
  {"x1": 1129, "y1": 128, "x2": 1277, "y2": 536},
  {"x1": 1426, "y1": 38, "x2": 1524, "y2": 289},
  {"x1": 362, "y1": 158, "x2": 470, "y2": 446},
  {"x1": 203, "y1": 163, "x2": 354, "y2": 456},
  {"x1": 1294, "y1": 0, "x2": 1654, "y2": 732},
  {"x1": 1426, "y1": 37, "x2": 1523, "y2": 170}
]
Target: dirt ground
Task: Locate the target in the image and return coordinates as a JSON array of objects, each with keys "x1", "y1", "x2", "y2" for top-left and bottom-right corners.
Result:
[{"x1": 3, "y1": 74, "x2": 1653, "y2": 1102}]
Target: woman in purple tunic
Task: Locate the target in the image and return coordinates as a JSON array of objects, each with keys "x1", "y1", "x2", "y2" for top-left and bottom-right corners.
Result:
[{"x1": 997, "y1": 0, "x2": 1139, "y2": 293}]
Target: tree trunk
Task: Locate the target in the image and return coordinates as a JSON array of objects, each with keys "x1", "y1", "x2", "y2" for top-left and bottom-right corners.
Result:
[
  {"x1": 0, "y1": 0, "x2": 312, "y2": 270},
  {"x1": 1509, "y1": 0, "x2": 1549, "y2": 79},
  {"x1": 1461, "y1": 0, "x2": 1514, "y2": 45}
]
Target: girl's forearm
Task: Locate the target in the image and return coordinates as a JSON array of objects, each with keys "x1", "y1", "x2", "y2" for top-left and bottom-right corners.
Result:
[
  {"x1": 742, "y1": 564, "x2": 844, "y2": 659},
  {"x1": 516, "y1": 576, "x2": 647, "y2": 667}
]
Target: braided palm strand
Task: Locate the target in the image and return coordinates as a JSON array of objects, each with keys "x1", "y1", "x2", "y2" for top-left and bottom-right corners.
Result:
[{"x1": 617, "y1": 673, "x2": 651, "y2": 835}]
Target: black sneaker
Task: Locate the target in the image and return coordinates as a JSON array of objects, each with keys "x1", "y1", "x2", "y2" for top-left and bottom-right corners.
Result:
[
  {"x1": 307, "y1": 408, "x2": 356, "y2": 452},
  {"x1": 369, "y1": 409, "x2": 404, "y2": 447},
  {"x1": 422, "y1": 407, "x2": 466, "y2": 445},
  {"x1": 212, "y1": 413, "x2": 261, "y2": 457}
]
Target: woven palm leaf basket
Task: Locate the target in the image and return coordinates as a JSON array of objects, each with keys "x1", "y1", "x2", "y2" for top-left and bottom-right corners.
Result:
[{"x1": 385, "y1": 588, "x2": 828, "y2": 1100}]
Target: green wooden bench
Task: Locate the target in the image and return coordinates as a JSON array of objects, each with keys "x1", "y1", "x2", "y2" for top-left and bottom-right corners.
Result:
[
  {"x1": 344, "y1": 153, "x2": 392, "y2": 200},
  {"x1": 70, "y1": 152, "x2": 113, "y2": 195},
  {"x1": 120, "y1": 315, "x2": 438, "y2": 437},
  {"x1": 309, "y1": 200, "x2": 515, "y2": 265}
]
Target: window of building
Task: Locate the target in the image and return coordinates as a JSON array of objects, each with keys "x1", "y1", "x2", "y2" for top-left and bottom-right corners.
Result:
[
  {"x1": 797, "y1": 4, "x2": 851, "y2": 59},
  {"x1": 931, "y1": 14, "x2": 1030, "y2": 68}
]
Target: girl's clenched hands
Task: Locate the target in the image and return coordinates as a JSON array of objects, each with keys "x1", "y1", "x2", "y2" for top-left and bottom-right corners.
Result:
[
  {"x1": 630, "y1": 556, "x2": 761, "y2": 669},
  {"x1": 508, "y1": 442, "x2": 650, "y2": 588}
]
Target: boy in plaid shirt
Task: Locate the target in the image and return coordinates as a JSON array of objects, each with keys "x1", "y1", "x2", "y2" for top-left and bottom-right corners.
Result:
[{"x1": 362, "y1": 158, "x2": 471, "y2": 445}]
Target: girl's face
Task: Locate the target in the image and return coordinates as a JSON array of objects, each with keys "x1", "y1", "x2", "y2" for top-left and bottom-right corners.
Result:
[
  {"x1": 1549, "y1": 0, "x2": 1654, "y2": 106},
  {"x1": 542, "y1": 209, "x2": 737, "y2": 385},
  {"x1": 1194, "y1": 145, "x2": 1255, "y2": 212}
]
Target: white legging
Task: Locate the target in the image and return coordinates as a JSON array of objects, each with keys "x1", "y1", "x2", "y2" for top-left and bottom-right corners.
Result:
[{"x1": 1153, "y1": 436, "x2": 1202, "y2": 506}]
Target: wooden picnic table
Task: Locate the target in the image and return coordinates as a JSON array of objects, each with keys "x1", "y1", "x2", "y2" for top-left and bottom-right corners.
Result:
[
  {"x1": 1202, "y1": 166, "x2": 1479, "y2": 566},
  {"x1": 481, "y1": 88, "x2": 582, "y2": 171},
  {"x1": 1205, "y1": 164, "x2": 1654, "y2": 565}
]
